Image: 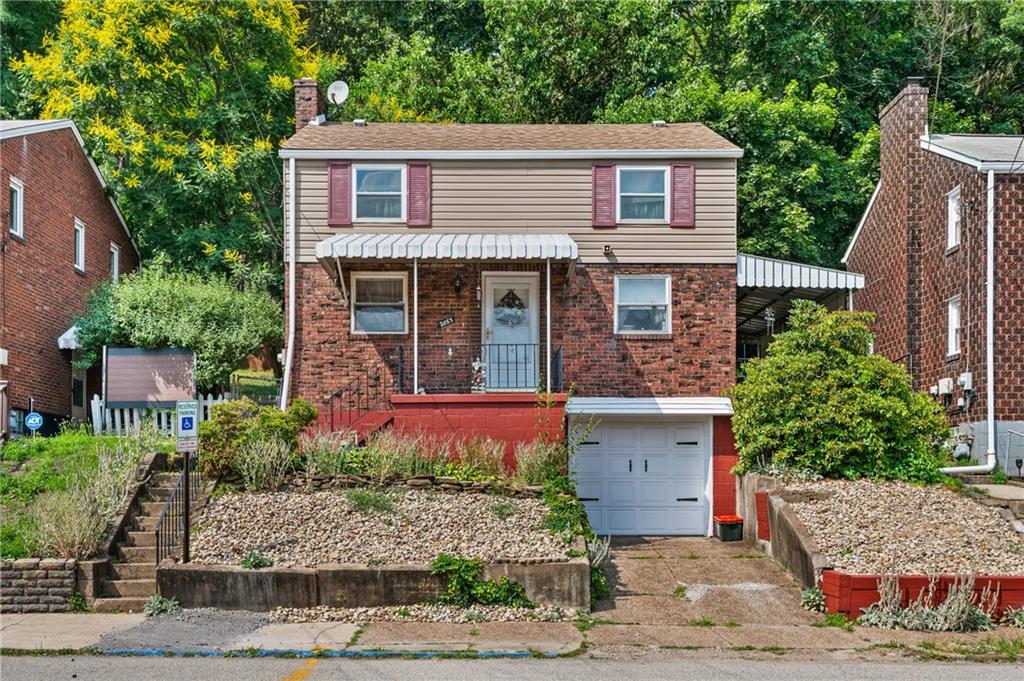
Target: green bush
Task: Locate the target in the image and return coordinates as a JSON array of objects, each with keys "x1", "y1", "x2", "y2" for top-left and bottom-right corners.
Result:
[
  {"x1": 197, "y1": 397, "x2": 317, "y2": 479},
  {"x1": 234, "y1": 437, "x2": 294, "y2": 492},
  {"x1": 429, "y1": 554, "x2": 533, "y2": 608},
  {"x1": 240, "y1": 551, "x2": 274, "y2": 570},
  {"x1": 301, "y1": 432, "x2": 361, "y2": 479},
  {"x1": 730, "y1": 301, "x2": 948, "y2": 483},
  {"x1": 73, "y1": 261, "x2": 283, "y2": 393}
]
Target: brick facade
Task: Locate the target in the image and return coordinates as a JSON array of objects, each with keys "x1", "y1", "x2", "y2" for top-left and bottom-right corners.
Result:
[
  {"x1": 288, "y1": 260, "x2": 736, "y2": 409},
  {"x1": 846, "y1": 81, "x2": 1024, "y2": 440},
  {"x1": 0, "y1": 126, "x2": 139, "y2": 430}
]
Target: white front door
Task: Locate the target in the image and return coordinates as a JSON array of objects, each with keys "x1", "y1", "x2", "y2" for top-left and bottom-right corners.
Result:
[
  {"x1": 573, "y1": 417, "x2": 711, "y2": 535},
  {"x1": 482, "y1": 273, "x2": 539, "y2": 390}
]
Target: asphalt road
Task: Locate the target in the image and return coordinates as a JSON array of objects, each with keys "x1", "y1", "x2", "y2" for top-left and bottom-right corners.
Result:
[{"x1": 2, "y1": 655, "x2": 1021, "y2": 681}]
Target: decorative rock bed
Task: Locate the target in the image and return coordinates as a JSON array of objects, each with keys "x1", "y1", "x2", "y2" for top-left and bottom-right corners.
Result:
[
  {"x1": 785, "y1": 479, "x2": 1024, "y2": 575},
  {"x1": 191, "y1": 487, "x2": 568, "y2": 568}
]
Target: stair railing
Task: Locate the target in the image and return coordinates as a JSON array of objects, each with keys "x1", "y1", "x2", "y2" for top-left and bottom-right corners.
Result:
[
  {"x1": 325, "y1": 347, "x2": 403, "y2": 432},
  {"x1": 154, "y1": 454, "x2": 200, "y2": 566}
]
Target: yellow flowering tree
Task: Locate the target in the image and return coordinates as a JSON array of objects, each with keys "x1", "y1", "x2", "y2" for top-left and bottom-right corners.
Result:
[{"x1": 13, "y1": 0, "x2": 342, "y2": 287}]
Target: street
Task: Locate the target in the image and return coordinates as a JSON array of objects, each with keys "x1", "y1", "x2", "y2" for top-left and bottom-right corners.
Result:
[{"x1": 2, "y1": 655, "x2": 1021, "y2": 681}]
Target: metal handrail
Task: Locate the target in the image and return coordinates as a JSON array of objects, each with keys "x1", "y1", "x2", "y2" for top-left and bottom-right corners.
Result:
[
  {"x1": 325, "y1": 347, "x2": 403, "y2": 432},
  {"x1": 415, "y1": 343, "x2": 552, "y2": 393},
  {"x1": 154, "y1": 456, "x2": 199, "y2": 565}
]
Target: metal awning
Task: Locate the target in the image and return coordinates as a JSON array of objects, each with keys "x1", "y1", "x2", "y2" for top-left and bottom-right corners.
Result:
[
  {"x1": 316, "y1": 233, "x2": 578, "y2": 261},
  {"x1": 566, "y1": 397, "x2": 734, "y2": 416},
  {"x1": 736, "y1": 254, "x2": 865, "y2": 337},
  {"x1": 57, "y1": 325, "x2": 79, "y2": 350}
]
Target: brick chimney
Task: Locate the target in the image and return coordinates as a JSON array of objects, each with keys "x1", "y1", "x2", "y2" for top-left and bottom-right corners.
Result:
[
  {"x1": 878, "y1": 77, "x2": 929, "y2": 178},
  {"x1": 294, "y1": 78, "x2": 326, "y2": 133}
]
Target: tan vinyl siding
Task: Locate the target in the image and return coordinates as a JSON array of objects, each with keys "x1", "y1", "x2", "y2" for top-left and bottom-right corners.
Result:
[{"x1": 286, "y1": 158, "x2": 737, "y2": 264}]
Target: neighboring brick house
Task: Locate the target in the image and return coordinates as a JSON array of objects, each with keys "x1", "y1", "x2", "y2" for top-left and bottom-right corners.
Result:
[
  {"x1": 280, "y1": 80, "x2": 859, "y2": 536},
  {"x1": 0, "y1": 119, "x2": 139, "y2": 437},
  {"x1": 844, "y1": 78, "x2": 1024, "y2": 473}
]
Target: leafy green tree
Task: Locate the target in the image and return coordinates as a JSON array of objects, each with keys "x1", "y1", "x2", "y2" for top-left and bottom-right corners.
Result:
[
  {"x1": 730, "y1": 301, "x2": 949, "y2": 483},
  {"x1": 0, "y1": 0, "x2": 61, "y2": 117},
  {"x1": 74, "y1": 262, "x2": 283, "y2": 393},
  {"x1": 12, "y1": 0, "x2": 342, "y2": 287}
]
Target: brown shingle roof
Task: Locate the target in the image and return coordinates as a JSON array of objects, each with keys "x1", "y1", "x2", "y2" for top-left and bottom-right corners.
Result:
[{"x1": 282, "y1": 122, "x2": 740, "y2": 153}]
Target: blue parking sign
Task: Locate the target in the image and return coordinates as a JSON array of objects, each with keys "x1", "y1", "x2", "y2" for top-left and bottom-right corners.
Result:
[
  {"x1": 25, "y1": 412, "x2": 43, "y2": 432},
  {"x1": 181, "y1": 416, "x2": 194, "y2": 431}
]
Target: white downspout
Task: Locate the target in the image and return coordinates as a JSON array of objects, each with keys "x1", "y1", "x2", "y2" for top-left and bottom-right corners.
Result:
[
  {"x1": 413, "y1": 257, "x2": 419, "y2": 394},
  {"x1": 280, "y1": 157, "x2": 297, "y2": 410},
  {"x1": 941, "y1": 169, "x2": 997, "y2": 474},
  {"x1": 545, "y1": 258, "x2": 551, "y2": 393}
]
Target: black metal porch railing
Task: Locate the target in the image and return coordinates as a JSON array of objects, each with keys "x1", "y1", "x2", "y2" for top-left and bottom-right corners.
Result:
[
  {"x1": 154, "y1": 455, "x2": 200, "y2": 565},
  {"x1": 325, "y1": 347, "x2": 404, "y2": 432},
  {"x1": 413, "y1": 343, "x2": 564, "y2": 394}
]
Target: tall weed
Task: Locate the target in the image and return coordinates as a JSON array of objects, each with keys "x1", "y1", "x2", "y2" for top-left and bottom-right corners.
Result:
[{"x1": 235, "y1": 437, "x2": 294, "y2": 492}]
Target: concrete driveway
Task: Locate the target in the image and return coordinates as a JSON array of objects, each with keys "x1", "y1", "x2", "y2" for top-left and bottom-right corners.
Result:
[{"x1": 593, "y1": 536, "x2": 817, "y2": 626}]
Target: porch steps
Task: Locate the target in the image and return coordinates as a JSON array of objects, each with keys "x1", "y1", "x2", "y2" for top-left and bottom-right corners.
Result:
[
  {"x1": 350, "y1": 410, "x2": 395, "y2": 444},
  {"x1": 90, "y1": 472, "x2": 179, "y2": 613}
]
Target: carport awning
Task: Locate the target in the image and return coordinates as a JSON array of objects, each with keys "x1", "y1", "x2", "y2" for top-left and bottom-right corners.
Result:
[
  {"x1": 566, "y1": 397, "x2": 734, "y2": 416},
  {"x1": 316, "y1": 233, "x2": 578, "y2": 261},
  {"x1": 57, "y1": 325, "x2": 79, "y2": 350}
]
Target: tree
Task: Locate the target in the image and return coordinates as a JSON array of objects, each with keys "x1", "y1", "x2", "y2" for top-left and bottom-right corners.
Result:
[
  {"x1": 12, "y1": 0, "x2": 342, "y2": 288},
  {"x1": 730, "y1": 301, "x2": 949, "y2": 483},
  {"x1": 0, "y1": 0, "x2": 62, "y2": 117},
  {"x1": 74, "y1": 262, "x2": 284, "y2": 393}
]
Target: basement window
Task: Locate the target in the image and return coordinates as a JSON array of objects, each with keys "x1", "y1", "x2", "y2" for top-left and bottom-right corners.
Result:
[
  {"x1": 350, "y1": 272, "x2": 408, "y2": 334},
  {"x1": 947, "y1": 186, "x2": 961, "y2": 249},
  {"x1": 947, "y1": 295, "x2": 961, "y2": 357},
  {"x1": 614, "y1": 275, "x2": 671, "y2": 334}
]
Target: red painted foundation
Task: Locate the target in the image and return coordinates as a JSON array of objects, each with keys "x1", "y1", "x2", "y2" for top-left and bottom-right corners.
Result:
[
  {"x1": 754, "y1": 491, "x2": 771, "y2": 541},
  {"x1": 821, "y1": 570, "x2": 1024, "y2": 619},
  {"x1": 390, "y1": 393, "x2": 568, "y2": 467},
  {"x1": 711, "y1": 415, "x2": 739, "y2": 537}
]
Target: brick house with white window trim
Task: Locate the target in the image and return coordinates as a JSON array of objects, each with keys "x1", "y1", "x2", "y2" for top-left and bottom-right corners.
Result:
[
  {"x1": 281, "y1": 80, "x2": 861, "y2": 535},
  {"x1": 843, "y1": 78, "x2": 1024, "y2": 474},
  {"x1": 0, "y1": 119, "x2": 139, "y2": 437}
]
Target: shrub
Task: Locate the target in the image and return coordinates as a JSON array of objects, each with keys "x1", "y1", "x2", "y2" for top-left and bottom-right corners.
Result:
[
  {"x1": 73, "y1": 262, "x2": 283, "y2": 393},
  {"x1": 857, "y1": 576, "x2": 997, "y2": 632},
  {"x1": 801, "y1": 586, "x2": 826, "y2": 613},
  {"x1": 730, "y1": 301, "x2": 948, "y2": 483},
  {"x1": 198, "y1": 397, "x2": 317, "y2": 479},
  {"x1": 234, "y1": 437, "x2": 294, "y2": 492},
  {"x1": 301, "y1": 431, "x2": 360, "y2": 480},
  {"x1": 143, "y1": 594, "x2": 180, "y2": 616},
  {"x1": 512, "y1": 439, "x2": 567, "y2": 486},
  {"x1": 429, "y1": 554, "x2": 533, "y2": 608},
  {"x1": 240, "y1": 551, "x2": 274, "y2": 570}
]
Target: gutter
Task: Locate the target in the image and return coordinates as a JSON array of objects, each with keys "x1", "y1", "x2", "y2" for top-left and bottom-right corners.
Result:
[
  {"x1": 941, "y1": 169, "x2": 998, "y2": 475},
  {"x1": 280, "y1": 157, "x2": 296, "y2": 409}
]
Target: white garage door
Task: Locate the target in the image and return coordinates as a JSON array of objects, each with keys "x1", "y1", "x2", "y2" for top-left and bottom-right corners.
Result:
[{"x1": 573, "y1": 417, "x2": 710, "y2": 536}]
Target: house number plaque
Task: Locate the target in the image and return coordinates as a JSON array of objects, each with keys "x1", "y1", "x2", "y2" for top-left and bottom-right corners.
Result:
[{"x1": 437, "y1": 315, "x2": 455, "y2": 329}]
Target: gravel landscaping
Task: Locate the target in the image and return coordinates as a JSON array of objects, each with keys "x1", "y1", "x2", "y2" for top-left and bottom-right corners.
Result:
[
  {"x1": 787, "y1": 479, "x2": 1024, "y2": 575},
  {"x1": 271, "y1": 603, "x2": 573, "y2": 624},
  {"x1": 192, "y1": 488, "x2": 568, "y2": 567}
]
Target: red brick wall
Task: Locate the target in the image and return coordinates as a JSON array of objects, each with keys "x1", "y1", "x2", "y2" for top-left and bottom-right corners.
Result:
[
  {"x1": 846, "y1": 80, "x2": 1024, "y2": 425},
  {"x1": 288, "y1": 261, "x2": 736, "y2": 409},
  {"x1": 0, "y1": 127, "x2": 139, "y2": 420},
  {"x1": 712, "y1": 414, "x2": 739, "y2": 519}
]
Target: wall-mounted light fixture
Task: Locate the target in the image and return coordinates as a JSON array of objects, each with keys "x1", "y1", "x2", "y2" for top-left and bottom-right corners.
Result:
[
  {"x1": 452, "y1": 272, "x2": 465, "y2": 297},
  {"x1": 603, "y1": 244, "x2": 613, "y2": 256}
]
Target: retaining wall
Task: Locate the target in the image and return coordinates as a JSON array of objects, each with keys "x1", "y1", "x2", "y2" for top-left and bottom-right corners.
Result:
[
  {"x1": 0, "y1": 558, "x2": 77, "y2": 613},
  {"x1": 157, "y1": 553, "x2": 590, "y2": 611}
]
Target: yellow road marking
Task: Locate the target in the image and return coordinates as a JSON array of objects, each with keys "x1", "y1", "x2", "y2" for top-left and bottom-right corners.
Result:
[{"x1": 283, "y1": 658, "x2": 319, "y2": 681}]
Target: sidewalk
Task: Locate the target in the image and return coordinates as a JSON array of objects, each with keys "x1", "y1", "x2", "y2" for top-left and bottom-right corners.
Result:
[{"x1": 3, "y1": 612, "x2": 1022, "y2": 659}]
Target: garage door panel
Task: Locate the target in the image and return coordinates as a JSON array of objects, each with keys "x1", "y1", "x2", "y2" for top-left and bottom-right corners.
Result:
[
  {"x1": 607, "y1": 481, "x2": 638, "y2": 505},
  {"x1": 672, "y1": 453, "x2": 707, "y2": 477},
  {"x1": 574, "y1": 450, "x2": 604, "y2": 476},
  {"x1": 638, "y1": 506, "x2": 708, "y2": 534},
  {"x1": 640, "y1": 427, "x2": 669, "y2": 449},
  {"x1": 606, "y1": 426, "x2": 639, "y2": 449},
  {"x1": 606, "y1": 508, "x2": 638, "y2": 534}
]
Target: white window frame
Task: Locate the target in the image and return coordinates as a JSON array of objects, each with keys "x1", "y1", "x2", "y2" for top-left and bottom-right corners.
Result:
[
  {"x1": 350, "y1": 271, "x2": 409, "y2": 335},
  {"x1": 352, "y1": 164, "x2": 406, "y2": 223},
  {"x1": 9, "y1": 176, "x2": 24, "y2": 238},
  {"x1": 613, "y1": 274, "x2": 672, "y2": 335},
  {"x1": 616, "y1": 165, "x2": 670, "y2": 224},
  {"x1": 947, "y1": 295, "x2": 961, "y2": 357},
  {"x1": 947, "y1": 185, "x2": 961, "y2": 249},
  {"x1": 73, "y1": 218, "x2": 85, "y2": 273},
  {"x1": 110, "y1": 243, "x2": 120, "y2": 282}
]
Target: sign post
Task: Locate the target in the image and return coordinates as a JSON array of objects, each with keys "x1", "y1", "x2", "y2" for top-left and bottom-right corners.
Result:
[
  {"x1": 175, "y1": 400, "x2": 199, "y2": 563},
  {"x1": 25, "y1": 411, "x2": 43, "y2": 438}
]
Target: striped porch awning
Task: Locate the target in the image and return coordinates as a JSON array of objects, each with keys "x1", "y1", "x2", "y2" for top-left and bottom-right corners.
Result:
[{"x1": 315, "y1": 233, "x2": 578, "y2": 261}]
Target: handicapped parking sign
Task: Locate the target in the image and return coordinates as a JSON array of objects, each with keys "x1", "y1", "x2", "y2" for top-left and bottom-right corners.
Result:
[
  {"x1": 25, "y1": 412, "x2": 43, "y2": 432},
  {"x1": 180, "y1": 416, "x2": 194, "y2": 431},
  {"x1": 175, "y1": 400, "x2": 199, "y2": 452}
]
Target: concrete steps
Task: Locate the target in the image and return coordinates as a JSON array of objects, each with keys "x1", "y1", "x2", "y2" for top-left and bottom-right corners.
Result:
[
  {"x1": 102, "y1": 579, "x2": 154, "y2": 598},
  {"x1": 127, "y1": 531, "x2": 156, "y2": 547},
  {"x1": 108, "y1": 562, "x2": 156, "y2": 581},
  {"x1": 90, "y1": 596, "x2": 149, "y2": 613}
]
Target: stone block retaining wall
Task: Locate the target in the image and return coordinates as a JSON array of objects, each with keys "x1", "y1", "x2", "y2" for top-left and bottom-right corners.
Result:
[{"x1": 0, "y1": 558, "x2": 77, "y2": 613}]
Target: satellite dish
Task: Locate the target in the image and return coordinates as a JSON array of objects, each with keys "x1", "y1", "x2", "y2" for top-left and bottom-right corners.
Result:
[{"x1": 327, "y1": 80, "x2": 349, "y2": 106}]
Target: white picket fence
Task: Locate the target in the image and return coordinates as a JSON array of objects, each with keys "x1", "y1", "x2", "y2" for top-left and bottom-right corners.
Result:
[{"x1": 89, "y1": 393, "x2": 229, "y2": 436}]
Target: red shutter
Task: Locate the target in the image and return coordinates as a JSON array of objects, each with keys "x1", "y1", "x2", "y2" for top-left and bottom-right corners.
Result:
[
  {"x1": 592, "y1": 164, "x2": 616, "y2": 227},
  {"x1": 670, "y1": 164, "x2": 695, "y2": 228},
  {"x1": 406, "y1": 161, "x2": 431, "y2": 227},
  {"x1": 327, "y1": 161, "x2": 351, "y2": 226}
]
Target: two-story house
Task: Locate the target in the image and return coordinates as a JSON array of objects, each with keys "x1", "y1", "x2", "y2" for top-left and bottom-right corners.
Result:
[
  {"x1": 0, "y1": 119, "x2": 139, "y2": 438},
  {"x1": 280, "y1": 80, "x2": 862, "y2": 536},
  {"x1": 844, "y1": 78, "x2": 1024, "y2": 475}
]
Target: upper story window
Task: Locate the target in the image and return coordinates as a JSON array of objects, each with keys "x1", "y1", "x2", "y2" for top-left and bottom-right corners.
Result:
[
  {"x1": 353, "y1": 165, "x2": 406, "y2": 222},
  {"x1": 8, "y1": 176, "x2": 24, "y2": 238},
  {"x1": 947, "y1": 295, "x2": 961, "y2": 356},
  {"x1": 614, "y1": 274, "x2": 672, "y2": 334},
  {"x1": 110, "y1": 243, "x2": 120, "y2": 282},
  {"x1": 350, "y1": 272, "x2": 408, "y2": 334},
  {"x1": 617, "y1": 166, "x2": 668, "y2": 223},
  {"x1": 947, "y1": 185, "x2": 961, "y2": 249},
  {"x1": 73, "y1": 218, "x2": 85, "y2": 272}
]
